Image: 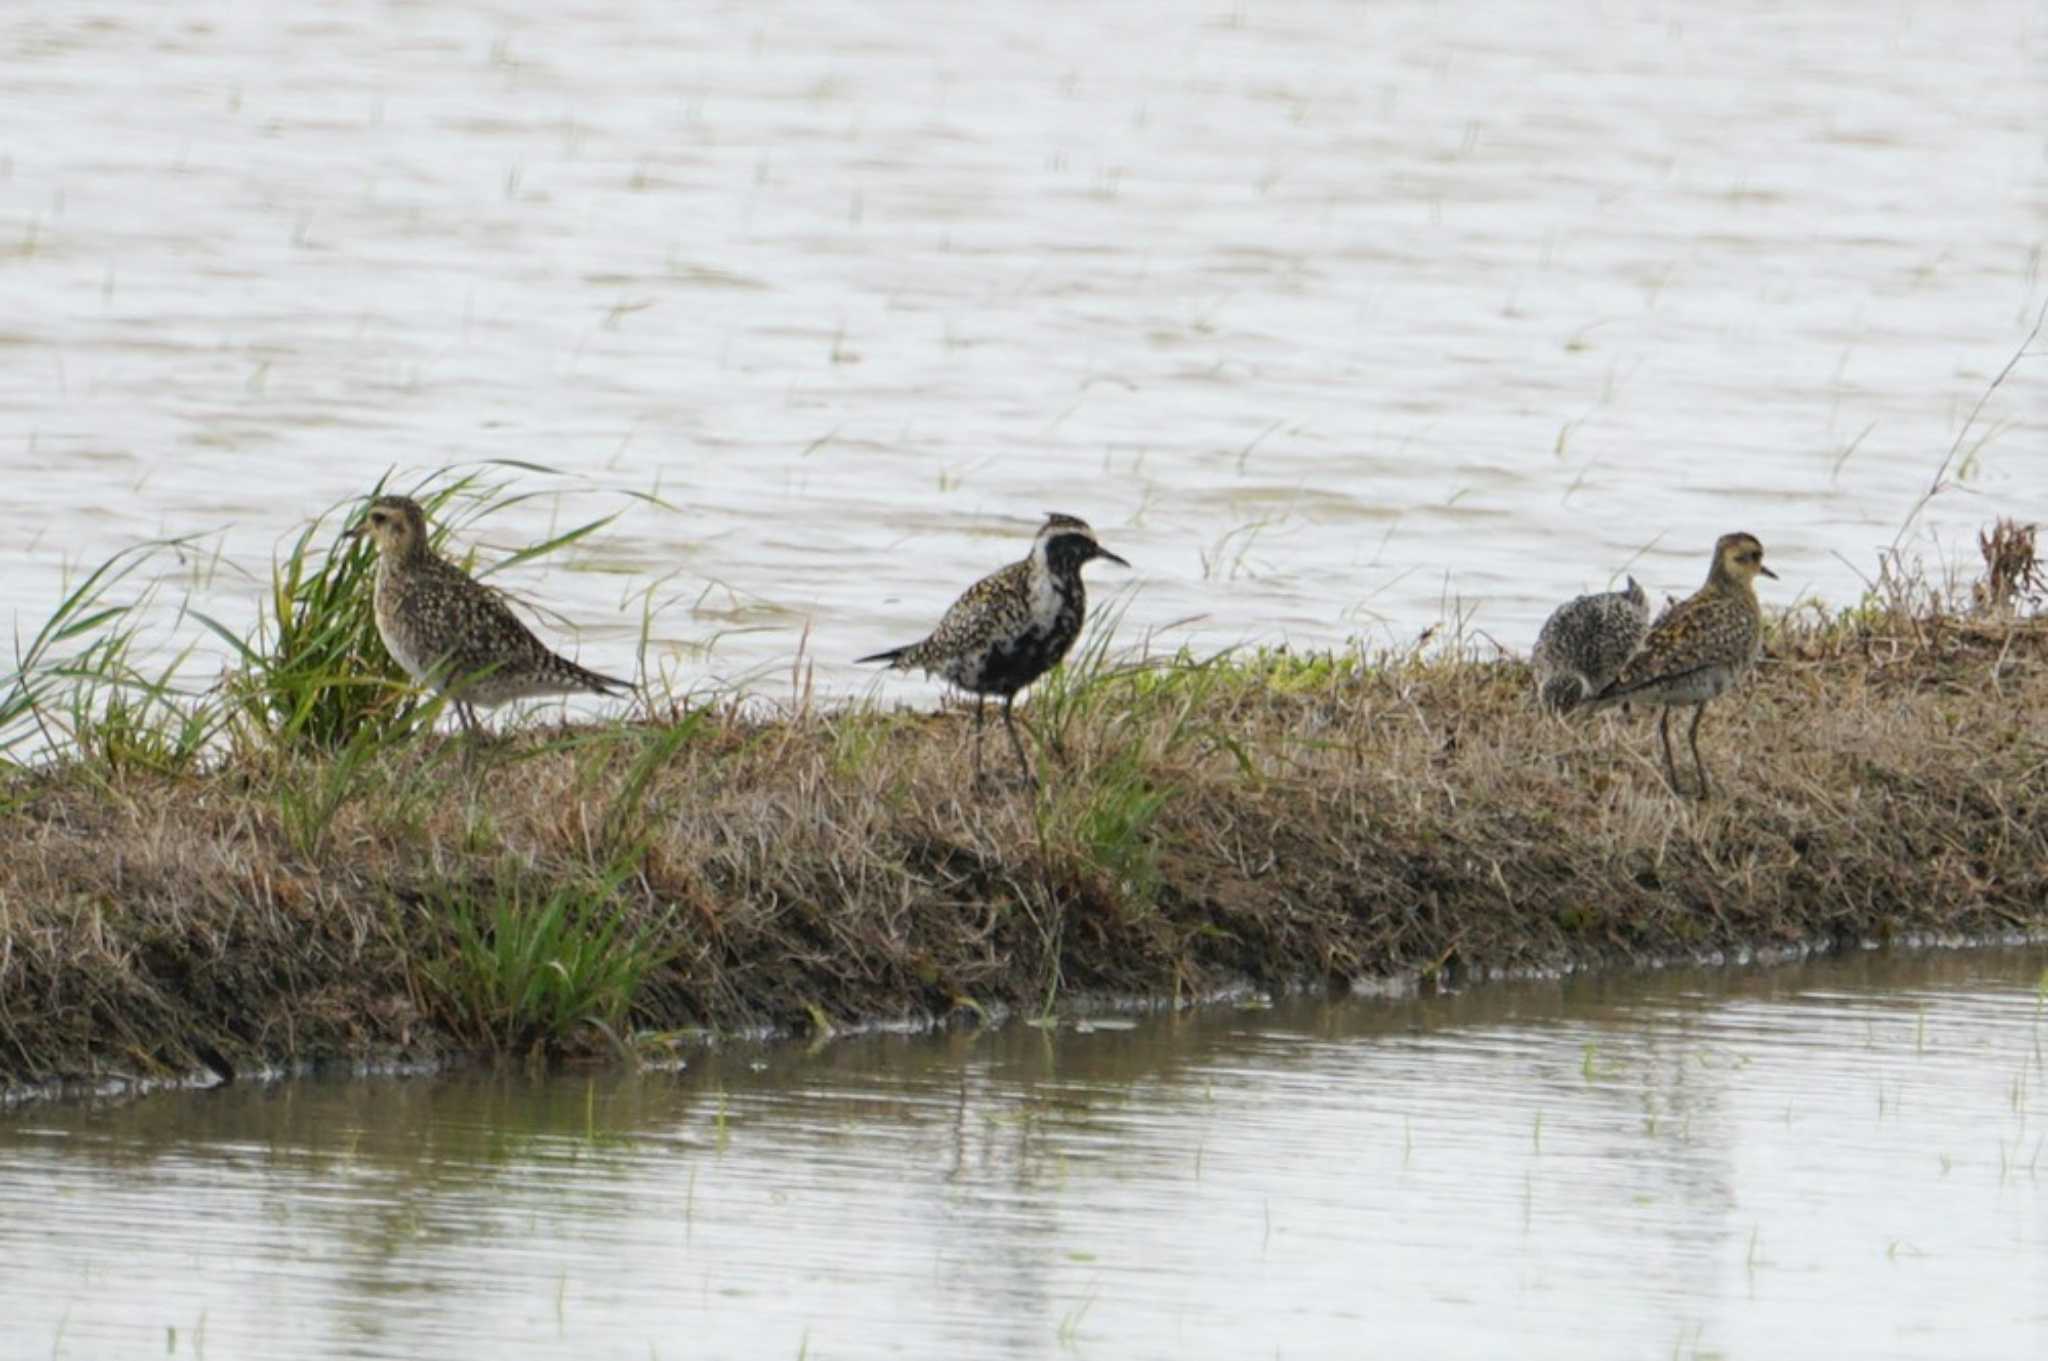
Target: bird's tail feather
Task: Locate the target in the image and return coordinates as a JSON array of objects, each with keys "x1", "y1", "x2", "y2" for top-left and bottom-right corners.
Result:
[
  {"x1": 571, "y1": 662, "x2": 634, "y2": 696},
  {"x1": 1579, "y1": 682, "x2": 1628, "y2": 714}
]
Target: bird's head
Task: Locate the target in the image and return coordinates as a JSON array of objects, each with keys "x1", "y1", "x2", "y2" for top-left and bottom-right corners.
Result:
[
  {"x1": 1711, "y1": 532, "x2": 1777, "y2": 587},
  {"x1": 1034, "y1": 511, "x2": 1130, "y2": 575},
  {"x1": 348, "y1": 494, "x2": 432, "y2": 561}
]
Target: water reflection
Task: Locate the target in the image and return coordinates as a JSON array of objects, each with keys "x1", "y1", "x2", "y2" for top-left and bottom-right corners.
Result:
[{"x1": 4, "y1": 946, "x2": 2044, "y2": 1358}]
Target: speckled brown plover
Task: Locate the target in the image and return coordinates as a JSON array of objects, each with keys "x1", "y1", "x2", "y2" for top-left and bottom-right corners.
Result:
[
  {"x1": 856, "y1": 512, "x2": 1129, "y2": 787},
  {"x1": 1532, "y1": 576, "x2": 1651, "y2": 714},
  {"x1": 1586, "y1": 532, "x2": 1778, "y2": 798},
  {"x1": 349, "y1": 494, "x2": 629, "y2": 736}
]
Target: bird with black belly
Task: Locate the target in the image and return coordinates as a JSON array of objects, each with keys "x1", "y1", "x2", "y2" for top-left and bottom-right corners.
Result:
[{"x1": 858, "y1": 512, "x2": 1129, "y2": 789}]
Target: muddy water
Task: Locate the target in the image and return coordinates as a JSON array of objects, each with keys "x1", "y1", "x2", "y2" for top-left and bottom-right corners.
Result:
[
  {"x1": 2, "y1": 946, "x2": 2044, "y2": 1358},
  {"x1": 2, "y1": 1, "x2": 2044, "y2": 712}
]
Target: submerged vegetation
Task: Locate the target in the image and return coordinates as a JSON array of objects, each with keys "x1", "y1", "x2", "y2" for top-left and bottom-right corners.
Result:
[{"x1": 1, "y1": 470, "x2": 2045, "y2": 1089}]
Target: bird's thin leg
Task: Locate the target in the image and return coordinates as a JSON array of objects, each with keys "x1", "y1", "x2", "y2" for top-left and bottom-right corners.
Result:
[
  {"x1": 1656, "y1": 708, "x2": 1681, "y2": 795},
  {"x1": 451, "y1": 699, "x2": 482, "y2": 774},
  {"x1": 1001, "y1": 693, "x2": 1036, "y2": 790},
  {"x1": 1688, "y1": 702, "x2": 1711, "y2": 801}
]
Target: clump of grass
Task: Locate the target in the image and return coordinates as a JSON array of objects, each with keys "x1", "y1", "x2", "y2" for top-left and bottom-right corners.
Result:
[
  {"x1": 595, "y1": 712, "x2": 707, "y2": 859},
  {"x1": 1974, "y1": 519, "x2": 2042, "y2": 617},
  {"x1": 1029, "y1": 597, "x2": 1254, "y2": 775},
  {"x1": 1042, "y1": 747, "x2": 1173, "y2": 907},
  {"x1": 0, "y1": 540, "x2": 226, "y2": 776},
  {"x1": 419, "y1": 862, "x2": 667, "y2": 1052},
  {"x1": 827, "y1": 709, "x2": 902, "y2": 780},
  {"x1": 203, "y1": 476, "x2": 426, "y2": 755},
  {"x1": 274, "y1": 724, "x2": 432, "y2": 860}
]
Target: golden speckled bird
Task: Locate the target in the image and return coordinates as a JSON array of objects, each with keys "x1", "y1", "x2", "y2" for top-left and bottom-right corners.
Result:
[
  {"x1": 349, "y1": 494, "x2": 629, "y2": 736},
  {"x1": 1585, "y1": 532, "x2": 1777, "y2": 797},
  {"x1": 856, "y1": 512, "x2": 1129, "y2": 786},
  {"x1": 1532, "y1": 576, "x2": 1650, "y2": 713}
]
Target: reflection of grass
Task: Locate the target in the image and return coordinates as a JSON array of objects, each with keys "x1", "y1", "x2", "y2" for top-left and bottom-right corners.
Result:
[{"x1": 3, "y1": 508, "x2": 2048, "y2": 1084}]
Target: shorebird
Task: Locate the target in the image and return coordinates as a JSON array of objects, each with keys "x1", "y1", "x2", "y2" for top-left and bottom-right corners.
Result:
[
  {"x1": 1585, "y1": 532, "x2": 1778, "y2": 798},
  {"x1": 1532, "y1": 576, "x2": 1651, "y2": 713},
  {"x1": 348, "y1": 494, "x2": 630, "y2": 737},
  {"x1": 856, "y1": 512, "x2": 1129, "y2": 787}
]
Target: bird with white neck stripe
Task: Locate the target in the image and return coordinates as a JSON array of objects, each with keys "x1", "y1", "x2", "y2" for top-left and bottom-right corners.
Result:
[{"x1": 857, "y1": 512, "x2": 1130, "y2": 788}]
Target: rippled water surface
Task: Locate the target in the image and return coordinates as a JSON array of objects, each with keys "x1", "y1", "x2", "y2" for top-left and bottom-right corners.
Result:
[
  {"x1": 3, "y1": 947, "x2": 2045, "y2": 1359},
  {"x1": 2, "y1": 0, "x2": 2044, "y2": 707}
]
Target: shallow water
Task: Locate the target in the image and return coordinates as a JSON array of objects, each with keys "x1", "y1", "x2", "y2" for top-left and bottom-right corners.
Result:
[
  {"x1": 2, "y1": 0, "x2": 2044, "y2": 713},
  {"x1": 3, "y1": 946, "x2": 2044, "y2": 1358}
]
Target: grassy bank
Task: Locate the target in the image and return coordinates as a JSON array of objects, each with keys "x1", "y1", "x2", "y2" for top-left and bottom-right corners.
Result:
[{"x1": 2, "y1": 487, "x2": 2045, "y2": 1089}]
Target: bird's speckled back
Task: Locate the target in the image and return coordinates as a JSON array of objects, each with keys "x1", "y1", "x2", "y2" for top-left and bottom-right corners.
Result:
[{"x1": 1532, "y1": 576, "x2": 1651, "y2": 712}]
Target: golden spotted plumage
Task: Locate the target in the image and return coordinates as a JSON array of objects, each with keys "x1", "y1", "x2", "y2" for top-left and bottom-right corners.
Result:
[
  {"x1": 350, "y1": 495, "x2": 628, "y2": 736},
  {"x1": 1586, "y1": 532, "x2": 1777, "y2": 797}
]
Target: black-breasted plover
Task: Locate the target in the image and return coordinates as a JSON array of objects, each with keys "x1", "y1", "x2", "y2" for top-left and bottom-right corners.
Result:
[
  {"x1": 1532, "y1": 576, "x2": 1650, "y2": 713},
  {"x1": 856, "y1": 512, "x2": 1129, "y2": 786},
  {"x1": 349, "y1": 494, "x2": 629, "y2": 736},
  {"x1": 1586, "y1": 532, "x2": 1778, "y2": 798}
]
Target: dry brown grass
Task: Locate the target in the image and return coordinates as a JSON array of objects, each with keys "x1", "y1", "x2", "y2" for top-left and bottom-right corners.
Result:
[
  {"x1": 3, "y1": 591, "x2": 2046, "y2": 1089},
  {"x1": 1975, "y1": 518, "x2": 2044, "y2": 617}
]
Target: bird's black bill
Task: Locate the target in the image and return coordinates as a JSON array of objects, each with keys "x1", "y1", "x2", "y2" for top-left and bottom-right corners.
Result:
[
  {"x1": 1096, "y1": 547, "x2": 1132, "y2": 568},
  {"x1": 1759, "y1": 565, "x2": 1779, "y2": 579}
]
